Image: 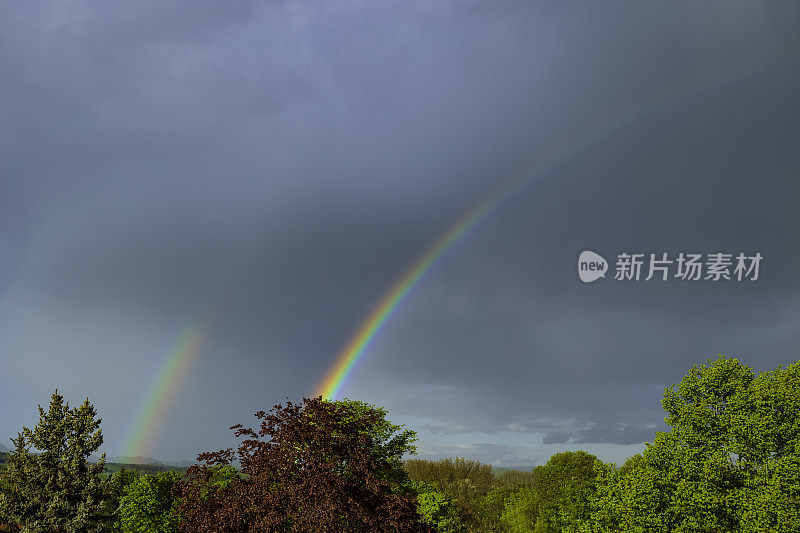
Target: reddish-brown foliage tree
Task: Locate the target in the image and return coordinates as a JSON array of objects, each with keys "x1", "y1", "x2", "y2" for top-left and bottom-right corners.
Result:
[{"x1": 175, "y1": 397, "x2": 433, "y2": 532}]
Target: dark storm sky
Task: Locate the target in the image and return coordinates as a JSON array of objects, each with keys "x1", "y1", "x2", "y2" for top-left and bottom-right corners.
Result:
[{"x1": 1, "y1": 1, "x2": 799, "y2": 465}]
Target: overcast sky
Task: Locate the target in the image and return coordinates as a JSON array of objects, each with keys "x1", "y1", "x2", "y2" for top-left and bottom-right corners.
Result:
[{"x1": 1, "y1": 1, "x2": 799, "y2": 466}]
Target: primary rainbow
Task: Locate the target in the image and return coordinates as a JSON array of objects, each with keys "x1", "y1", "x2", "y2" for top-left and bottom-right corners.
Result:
[
  {"x1": 122, "y1": 320, "x2": 205, "y2": 459},
  {"x1": 315, "y1": 176, "x2": 525, "y2": 400},
  {"x1": 315, "y1": 59, "x2": 784, "y2": 401}
]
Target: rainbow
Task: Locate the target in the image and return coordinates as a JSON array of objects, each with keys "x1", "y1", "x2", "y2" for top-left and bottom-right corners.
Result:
[
  {"x1": 122, "y1": 320, "x2": 205, "y2": 459},
  {"x1": 315, "y1": 178, "x2": 524, "y2": 400},
  {"x1": 315, "y1": 59, "x2": 787, "y2": 400}
]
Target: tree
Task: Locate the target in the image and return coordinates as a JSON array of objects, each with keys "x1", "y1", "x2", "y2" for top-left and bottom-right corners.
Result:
[
  {"x1": 414, "y1": 485, "x2": 469, "y2": 533},
  {"x1": 175, "y1": 396, "x2": 433, "y2": 532},
  {"x1": 404, "y1": 458, "x2": 495, "y2": 500},
  {"x1": 588, "y1": 443, "x2": 684, "y2": 532},
  {"x1": 404, "y1": 457, "x2": 497, "y2": 530},
  {"x1": 500, "y1": 487, "x2": 538, "y2": 533},
  {"x1": 117, "y1": 471, "x2": 182, "y2": 533},
  {"x1": 0, "y1": 467, "x2": 19, "y2": 532},
  {"x1": 102, "y1": 468, "x2": 140, "y2": 524},
  {"x1": 0, "y1": 390, "x2": 109, "y2": 532},
  {"x1": 529, "y1": 451, "x2": 599, "y2": 533},
  {"x1": 474, "y1": 487, "x2": 515, "y2": 532},
  {"x1": 586, "y1": 355, "x2": 800, "y2": 532},
  {"x1": 731, "y1": 360, "x2": 800, "y2": 531}
]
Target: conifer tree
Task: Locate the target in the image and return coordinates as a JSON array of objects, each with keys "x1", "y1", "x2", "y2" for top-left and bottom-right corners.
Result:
[{"x1": 0, "y1": 390, "x2": 109, "y2": 532}]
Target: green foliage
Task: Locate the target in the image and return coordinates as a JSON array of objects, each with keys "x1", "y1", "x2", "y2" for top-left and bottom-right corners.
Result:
[
  {"x1": 194, "y1": 464, "x2": 240, "y2": 500},
  {"x1": 739, "y1": 449, "x2": 800, "y2": 532},
  {"x1": 104, "y1": 463, "x2": 188, "y2": 477},
  {"x1": 414, "y1": 484, "x2": 468, "y2": 532},
  {"x1": 501, "y1": 487, "x2": 537, "y2": 533},
  {"x1": 0, "y1": 469, "x2": 17, "y2": 532},
  {"x1": 204, "y1": 464, "x2": 238, "y2": 491},
  {"x1": 2, "y1": 356, "x2": 795, "y2": 533},
  {"x1": 406, "y1": 457, "x2": 500, "y2": 531},
  {"x1": 329, "y1": 399, "x2": 419, "y2": 492},
  {"x1": 589, "y1": 444, "x2": 682, "y2": 532},
  {"x1": 532, "y1": 451, "x2": 600, "y2": 532},
  {"x1": 496, "y1": 451, "x2": 601, "y2": 533},
  {"x1": 0, "y1": 390, "x2": 110, "y2": 532},
  {"x1": 405, "y1": 456, "x2": 604, "y2": 532},
  {"x1": 103, "y1": 468, "x2": 140, "y2": 525},
  {"x1": 405, "y1": 457, "x2": 495, "y2": 501},
  {"x1": 474, "y1": 487, "x2": 514, "y2": 532},
  {"x1": 117, "y1": 471, "x2": 182, "y2": 533},
  {"x1": 587, "y1": 355, "x2": 800, "y2": 532},
  {"x1": 495, "y1": 470, "x2": 536, "y2": 489}
]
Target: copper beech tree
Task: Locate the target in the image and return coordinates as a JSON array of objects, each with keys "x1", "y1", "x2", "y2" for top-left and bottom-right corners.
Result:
[{"x1": 175, "y1": 397, "x2": 433, "y2": 532}]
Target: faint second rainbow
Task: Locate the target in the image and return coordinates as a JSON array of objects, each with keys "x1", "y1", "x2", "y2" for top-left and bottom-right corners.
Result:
[{"x1": 122, "y1": 319, "x2": 205, "y2": 459}]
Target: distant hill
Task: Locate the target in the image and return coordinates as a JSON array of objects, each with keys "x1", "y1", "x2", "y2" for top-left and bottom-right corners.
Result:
[
  {"x1": 1, "y1": 449, "x2": 194, "y2": 470},
  {"x1": 102, "y1": 455, "x2": 195, "y2": 468},
  {"x1": 1, "y1": 451, "x2": 188, "y2": 475},
  {"x1": 103, "y1": 461, "x2": 189, "y2": 476},
  {"x1": 492, "y1": 465, "x2": 536, "y2": 475}
]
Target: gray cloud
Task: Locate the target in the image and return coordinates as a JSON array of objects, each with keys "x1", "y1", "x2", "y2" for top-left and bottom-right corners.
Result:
[
  {"x1": 417, "y1": 443, "x2": 519, "y2": 465},
  {"x1": 1, "y1": 0, "x2": 798, "y2": 464},
  {"x1": 542, "y1": 432, "x2": 569, "y2": 445}
]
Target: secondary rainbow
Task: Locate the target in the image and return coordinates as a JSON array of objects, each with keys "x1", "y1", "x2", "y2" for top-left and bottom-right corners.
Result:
[
  {"x1": 315, "y1": 59, "x2": 783, "y2": 401},
  {"x1": 122, "y1": 320, "x2": 205, "y2": 459}
]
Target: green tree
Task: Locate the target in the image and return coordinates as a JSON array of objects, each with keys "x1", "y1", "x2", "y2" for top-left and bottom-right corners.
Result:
[
  {"x1": 102, "y1": 468, "x2": 140, "y2": 527},
  {"x1": 495, "y1": 470, "x2": 536, "y2": 490},
  {"x1": 474, "y1": 487, "x2": 514, "y2": 532},
  {"x1": 501, "y1": 487, "x2": 538, "y2": 533},
  {"x1": 0, "y1": 466, "x2": 19, "y2": 532},
  {"x1": 739, "y1": 450, "x2": 800, "y2": 532},
  {"x1": 733, "y1": 360, "x2": 800, "y2": 531},
  {"x1": 587, "y1": 355, "x2": 800, "y2": 532},
  {"x1": 405, "y1": 457, "x2": 502, "y2": 532},
  {"x1": 404, "y1": 458, "x2": 495, "y2": 501},
  {"x1": 530, "y1": 451, "x2": 599, "y2": 533},
  {"x1": 414, "y1": 484, "x2": 468, "y2": 533},
  {"x1": 0, "y1": 390, "x2": 109, "y2": 532},
  {"x1": 193, "y1": 465, "x2": 239, "y2": 499},
  {"x1": 589, "y1": 444, "x2": 683, "y2": 532},
  {"x1": 117, "y1": 471, "x2": 181, "y2": 533}
]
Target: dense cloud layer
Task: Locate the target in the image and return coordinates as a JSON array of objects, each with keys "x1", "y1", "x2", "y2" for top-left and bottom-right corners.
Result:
[{"x1": 1, "y1": 1, "x2": 799, "y2": 465}]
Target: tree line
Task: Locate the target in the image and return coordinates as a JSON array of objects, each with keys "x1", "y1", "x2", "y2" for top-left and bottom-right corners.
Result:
[{"x1": 0, "y1": 354, "x2": 798, "y2": 532}]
